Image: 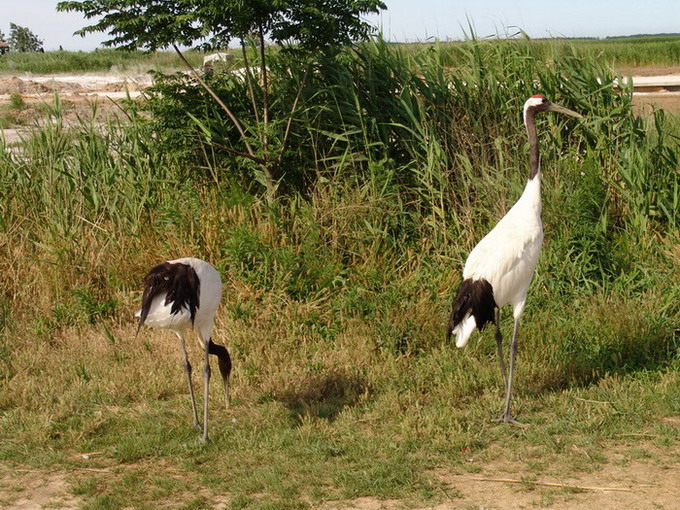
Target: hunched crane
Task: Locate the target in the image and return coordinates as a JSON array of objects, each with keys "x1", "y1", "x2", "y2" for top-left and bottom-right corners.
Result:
[{"x1": 136, "y1": 257, "x2": 231, "y2": 441}]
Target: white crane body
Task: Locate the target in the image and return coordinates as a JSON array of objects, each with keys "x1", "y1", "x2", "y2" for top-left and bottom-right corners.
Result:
[
  {"x1": 447, "y1": 95, "x2": 582, "y2": 424},
  {"x1": 136, "y1": 257, "x2": 231, "y2": 442},
  {"x1": 140, "y1": 257, "x2": 222, "y2": 340},
  {"x1": 455, "y1": 177, "x2": 543, "y2": 347}
]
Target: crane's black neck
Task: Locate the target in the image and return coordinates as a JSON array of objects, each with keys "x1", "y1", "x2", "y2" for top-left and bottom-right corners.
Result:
[
  {"x1": 208, "y1": 339, "x2": 232, "y2": 377},
  {"x1": 525, "y1": 109, "x2": 540, "y2": 180}
]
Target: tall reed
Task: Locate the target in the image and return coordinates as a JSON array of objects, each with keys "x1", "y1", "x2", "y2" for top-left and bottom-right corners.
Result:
[{"x1": 1, "y1": 36, "x2": 677, "y2": 399}]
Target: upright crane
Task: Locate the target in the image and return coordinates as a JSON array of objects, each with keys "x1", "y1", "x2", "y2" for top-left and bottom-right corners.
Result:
[{"x1": 447, "y1": 95, "x2": 582, "y2": 425}]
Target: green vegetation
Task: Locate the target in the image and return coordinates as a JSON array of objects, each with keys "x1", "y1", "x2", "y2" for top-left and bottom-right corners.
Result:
[
  {"x1": 0, "y1": 48, "x2": 205, "y2": 74},
  {"x1": 430, "y1": 35, "x2": 680, "y2": 69},
  {"x1": 573, "y1": 35, "x2": 680, "y2": 67},
  {"x1": 0, "y1": 36, "x2": 678, "y2": 508},
  {"x1": 1, "y1": 34, "x2": 679, "y2": 75},
  {"x1": 0, "y1": 92, "x2": 27, "y2": 129},
  {"x1": 57, "y1": 0, "x2": 387, "y2": 53},
  {"x1": 58, "y1": 0, "x2": 388, "y2": 202},
  {"x1": 7, "y1": 22, "x2": 44, "y2": 53}
]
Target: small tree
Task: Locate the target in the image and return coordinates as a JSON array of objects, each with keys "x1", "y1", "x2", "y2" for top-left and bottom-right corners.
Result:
[
  {"x1": 8, "y1": 23, "x2": 43, "y2": 52},
  {"x1": 57, "y1": 0, "x2": 386, "y2": 201}
]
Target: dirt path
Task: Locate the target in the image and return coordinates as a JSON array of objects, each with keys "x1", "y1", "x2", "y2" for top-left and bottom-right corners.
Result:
[
  {"x1": 431, "y1": 444, "x2": 679, "y2": 509},
  {"x1": 2, "y1": 440, "x2": 678, "y2": 509},
  {"x1": 615, "y1": 66, "x2": 680, "y2": 77},
  {"x1": 0, "y1": 72, "x2": 151, "y2": 97}
]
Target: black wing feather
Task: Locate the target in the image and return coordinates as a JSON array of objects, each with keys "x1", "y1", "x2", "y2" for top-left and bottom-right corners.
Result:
[
  {"x1": 137, "y1": 262, "x2": 201, "y2": 333},
  {"x1": 446, "y1": 278, "x2": 497, "y2": 341}
]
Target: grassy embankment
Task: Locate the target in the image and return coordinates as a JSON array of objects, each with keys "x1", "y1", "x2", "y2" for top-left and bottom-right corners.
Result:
[
  {"x1": 0, "y1": 33, "x2": 679, "y2": 74},
  {"x1": 0, "y1": 48, "x2": 205, "y2": 74},
  {"x1": 0, "y1": 36, "x2": 678, "y2": 508}
]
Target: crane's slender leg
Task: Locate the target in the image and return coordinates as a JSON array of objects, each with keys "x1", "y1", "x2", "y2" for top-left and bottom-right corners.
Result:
[
  {"x1": 222, "y1": 371, "x2": 230, "y2": 410},
  {"x1": 201, "y1": 339, "x2": 211, "y2": 442},
  {"x1": 500, "y1": 318, "x2": 528, "y2": 427},
  {"x1": 494, "y1": 308, "x2": 507, "y2": 391},
  {"x1": 177, "y1": 332, "x2": 200, "y2": 430}
]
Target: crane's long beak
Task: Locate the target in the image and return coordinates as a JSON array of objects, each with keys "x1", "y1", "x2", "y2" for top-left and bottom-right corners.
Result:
[{"x1": 548, "y1": 102, "x2": 583, "y2": 119}]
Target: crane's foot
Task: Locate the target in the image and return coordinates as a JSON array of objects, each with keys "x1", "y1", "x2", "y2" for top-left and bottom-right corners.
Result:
[
  {"x1": 198, "y1": 433, "x2": 210, "y2": 443},
  {"x1": 192, "y1": 422, "x2": 202, "y2": 431},
  {"x1": 494, "y1": 413, "x2": 529, "y2": 428}
]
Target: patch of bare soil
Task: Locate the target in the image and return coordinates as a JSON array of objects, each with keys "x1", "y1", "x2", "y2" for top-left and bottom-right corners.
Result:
[
  {"x1": 2, "y1": 437, "x2": 678, "y2": 509},
  {"x1": 429, "y1": 440, "x2": 679, "y2": 510},
  {"x1": 319, "y1": 497, "x2": 452, "y2": 509},
  {"x1": 0, "y1": 455, "x2": 237, "y2": 510},
  {"x1": 0, "y1": 95, "x2": 130, "y2": 147},
  {"x1": 432, "y1": 462, "x2": 677, "y2": 509},
  {"x1": 317, "y1": 437, "x2": 680, "y2": 510},
  {"x1": 0, "y1": 73, "x2": 152, "y2": 147},
  {"x1": 0, "y1": 467, "x2": 83, "y2": 509},
  {"x1": 633, "y1": 93, "x2": 680, "y2": 116},
  {"x1": 0, "y1": 73, "x2": 151, "y2": 96},
  {"x1": 0, "y1": 73, "x2": 151, "y2": 109}
]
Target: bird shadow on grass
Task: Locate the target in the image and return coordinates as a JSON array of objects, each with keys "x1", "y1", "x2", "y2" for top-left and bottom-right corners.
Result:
[
  {"x1": 524, "y1": 325, "x2": 678, "y2": 396},
  {"x1": 272, "y1": 368, "x2": 371, "y2": 425}
]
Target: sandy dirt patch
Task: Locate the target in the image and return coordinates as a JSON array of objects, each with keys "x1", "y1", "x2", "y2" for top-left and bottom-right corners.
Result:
[
  {"x1": 615, "y1": 66, "x2": 680, "y2": 77},
  {"x1": 318, "y1": 456, "x2": 679, "y2": 509},
  {"x1": 0, "y1": 467, "x2": 83, "y2": 509},
  {"x1": 0, "y1": 73, "x2": 151, "y2": 97},
  {"x1": 0, "y1": 72, "x2": 152, "y2": 147},
  {"x1": 432, "y1": 459, "x2": 678, "y2": 509},
  {"x1": 1, "y1": 66, "x2": 680, "y2": 143},
  {"x1": 1, "y1": 438, "x2": 679, "y2": 509}
]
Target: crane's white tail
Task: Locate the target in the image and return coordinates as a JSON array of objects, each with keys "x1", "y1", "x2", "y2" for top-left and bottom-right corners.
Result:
[
  {"x1": 450, "y1": 314, "x2": 477, "y2": 348},
  {"x1": 447, "y1": 278, "x2": 497, "y2": 348}
]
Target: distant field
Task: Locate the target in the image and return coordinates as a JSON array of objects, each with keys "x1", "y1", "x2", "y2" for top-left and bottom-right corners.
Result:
[
  {"x1": 389, "y1": 35, "x2": 680, "y2": 69},
  {"x1": 574, "y1": 35, "x2": 680, "y2": 66},
  {"x1": 0, "y1": 35, "x2": 678, "y2": 75},
  {"x1": 0, "y1": 48, "x2": 207, "y2": 74}
]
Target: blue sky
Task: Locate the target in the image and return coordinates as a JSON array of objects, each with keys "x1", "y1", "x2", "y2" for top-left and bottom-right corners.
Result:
[{"x1": 2, "y1": 0, "x2": 679, "y2": 51}]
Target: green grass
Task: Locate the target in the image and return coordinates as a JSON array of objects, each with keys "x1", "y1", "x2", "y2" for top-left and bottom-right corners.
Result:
[
  {"x1": 572, "y1": 35, "x2": 680, "y2": 67},
  {"x1": 404, "y1": 34, "x2": 680, "y2": 68},
  {"x1": 0, "y1": 35, "x2": 678, "y2": 508},
  {"x1": 1, "y1": 316, "x2": 678, "y2": 507},
  {"x1": 0, "y1": 48, "x2": 208, "y2": 74},
  {"x1": 0, "y1": 34, "x2": 678, "y2": 75},
  {"x1": 0, "y1": 92, "x2": 27, "y2": 128}
]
